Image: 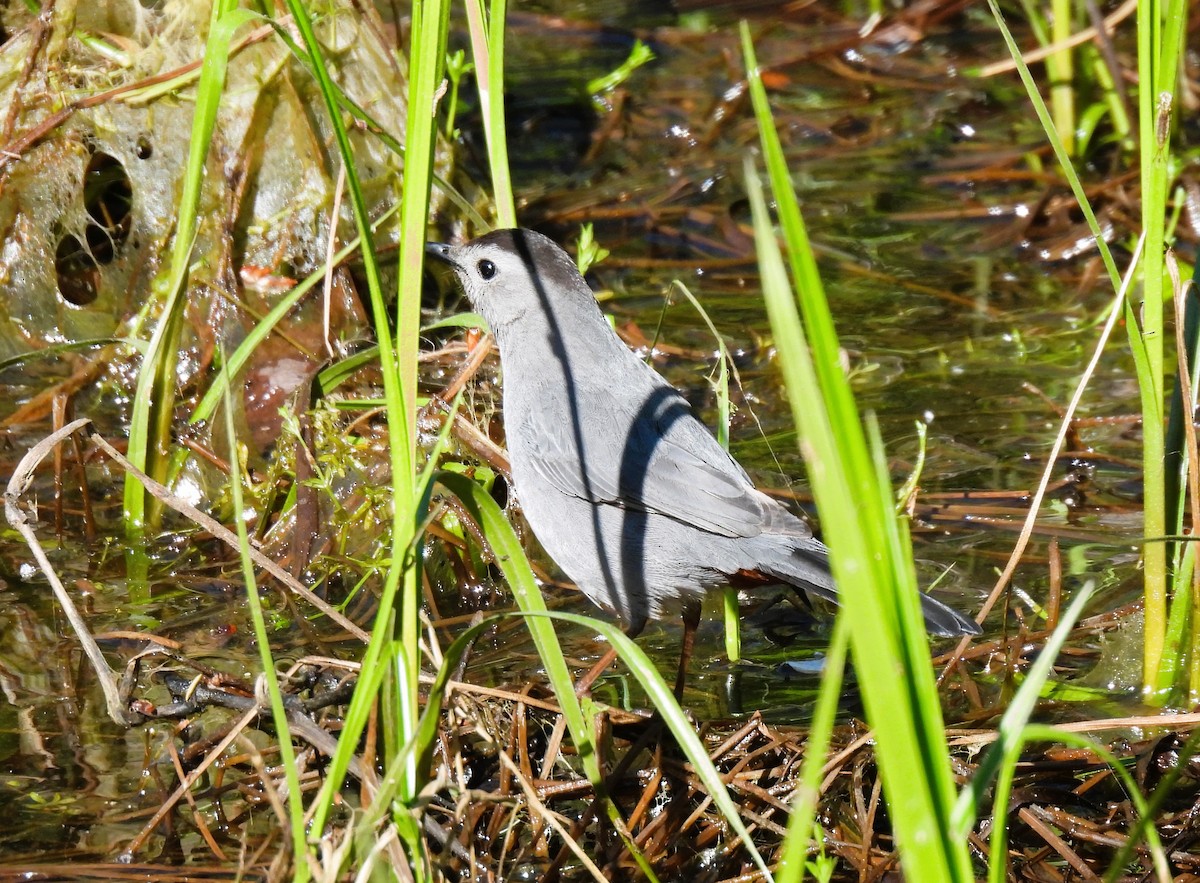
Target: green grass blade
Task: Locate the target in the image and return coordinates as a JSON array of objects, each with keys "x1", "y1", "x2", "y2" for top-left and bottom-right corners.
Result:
[
  {"x1": 673, "y1": 281, "x2": 741, "y2": 660},
  {"x1": 745, "y1": 150, "x2": 966, "y2": 881},
  {"x1": 984, "y1": 0, "x2": 1172, "y2": 697},
  {"x1": 0, "y1": 338, "x2": 125, "y2": 372},
  {"x1": 217, "y1": 352, "x2": 308, "y2": 882},
  {"x1": 743, "y1": 22, "x2": 971, "y2": 879},
  {"x1": 293, "y1": 0, "x2": 446, "y2": 844},
  {"x1": 465, "y1": 0, "x2": 516, "y2": 227},
  {"x1": 435, "y1": 472, "x2": 597, "y2": 770},
  {"x1": 1101, "y1": 726, "x2": 1200, "y2": 881},
  {"x1": 1135, "y1": 0, "x2": 1187, "y2": 695},
  {"x1": 1046, "y1": 0, "x2": 1075, "y2": 155},
  {"x1": 984, "y1": 1, "x2": 1122, "y2": 291},
  {"x1": 549, "y1": 612, "x2": 775, "y2": 879},
  {"x1": 951, "y1": 584, "x2": 1095, "y2": 851},
  {"x1": 438, "y1": 470, "x2": 768, "y2": 878},
  {"x1": 122, "y1": 3, "x2": 253, "y2": 532},
  {"x1": 394, "y1": 0, "x2": 450, "y2": 783}
]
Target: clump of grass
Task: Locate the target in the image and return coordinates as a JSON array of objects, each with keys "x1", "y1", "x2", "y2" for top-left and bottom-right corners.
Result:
[
  {"x1": 741, "y1": 22, "x2": 972, "y2": 877},
  {"x1": 287, "y1": 0, "x2": 444, "y2": 866},
  {"x1": 740, "y1": 18, "x2": 1168, "y2": 881}
]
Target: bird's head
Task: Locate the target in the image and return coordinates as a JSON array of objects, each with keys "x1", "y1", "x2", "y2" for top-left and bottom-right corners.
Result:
[{"x1": 426, "y1": 228, "x2": 592, "y2": 336}]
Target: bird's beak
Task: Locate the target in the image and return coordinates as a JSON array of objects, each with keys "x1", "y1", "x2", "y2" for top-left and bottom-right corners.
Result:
[{"x1": 424, "y1": 241, "x2": 455, "y2": 267}]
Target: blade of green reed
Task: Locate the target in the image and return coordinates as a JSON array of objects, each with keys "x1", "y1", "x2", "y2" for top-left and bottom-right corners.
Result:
[
  {"x1": 1165, "y1": 282, "x2": 1200, "y2": 581},
  {"x1": 775, "y1": 615, "x2": 849, "y2": 883},
  {"x1": 745, "y1": 147, "x2": 967, "y2": 881},
  {"x1": 291, "y1": 0, "x2": 447, "y2": 852},
  {"x1": 1047, "y1": 0, "x2": 1075, "y2": 155},
  {"x1": 895, "y1": 420, "x2": 928, "y2": 514},
  {"x1": 355, "y1": 393, "x2": 463, "y2": 843},
  {"x1": 673, "y1": 281, "x2": 741, "y2": 661},
  {"x1": 432, "y1": 474, "x2": 597, "y2": 773},
  {"x1": 544, "y1": 612, "x2": 774, "y2": 880},
  {"x1": 122, "y1": 2, "x2": 251, "y2": 533},
  {"x1": 0, "y1": 338, "x2": 124, "y2": 372},
  {"x1": 993, "y1": 726, "x2": 1171, "y2": 883},
  {"x1": 394, "y1": 0, "x2": 449, "y2": 783},
  {"x1": 464, "y1": 0, "x2": 516, "y2": 227},
  {"x1": 1102, "y1": 725, "x2": 1200, "y2": 882},
  {"x1": 948, "y1": 584, "x2": 1092, "y2": 864},
  {"x1": 953, "y1": 581, "x2": 1169, "y2": 883},
  {"x1": 1010, "y1": 0, "x2": 1076, "y2": 154},
  {"x1": 1157, "y1": 543, "x2": 1192, "y2": 693},
  {"x1": 217, "y1": 351, "x2": 308, "y2": 883},
  {"x1": 742, "y1": 21, "x2": 971, "y2": 881},
  {"x1": 1041, "y1": 728, "x2": 1170, "y2": 883},
  {"x1": 981, "y1": 2, "x2": 1123, "y2": 290},
  {"x1": 439, "y1": 470, "x2": 776, "y2": 878},
  {"x1": 1135, "y1": 0, "x2": 1187, "y2": 697}
]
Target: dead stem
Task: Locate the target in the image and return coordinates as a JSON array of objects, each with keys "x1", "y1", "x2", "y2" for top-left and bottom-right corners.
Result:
[
  {"x1": 3, "y1": 417, "x2": 131, "y2": 724},
  {"x1": 88, "y1": 431, "x2": 370, "y2": 643}
]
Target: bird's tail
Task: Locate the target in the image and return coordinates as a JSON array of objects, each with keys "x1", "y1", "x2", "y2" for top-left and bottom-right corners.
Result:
[
  {"x1": 759, "y1": 541, "x2": 981, "y2": 638},
  {"x1": 913, "y1": 592, "x2": 982, "y2": 637}
]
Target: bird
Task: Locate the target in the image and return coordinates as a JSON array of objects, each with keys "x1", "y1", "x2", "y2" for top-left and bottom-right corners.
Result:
[{"x1": 427, "y1": 228, "x2": 981, "y2": 694}]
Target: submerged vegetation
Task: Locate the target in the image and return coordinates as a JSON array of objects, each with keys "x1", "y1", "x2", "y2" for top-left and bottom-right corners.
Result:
[{"x1": 0, "y1": 0, "x2": 1198, "y2": 880}]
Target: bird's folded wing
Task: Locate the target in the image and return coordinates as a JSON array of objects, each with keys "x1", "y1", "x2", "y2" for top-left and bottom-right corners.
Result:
[{"x1": 521, "y1": 395, "x2": 783, "y2": 538}]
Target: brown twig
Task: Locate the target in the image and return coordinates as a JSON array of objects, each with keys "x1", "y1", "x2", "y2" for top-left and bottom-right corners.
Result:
[
  {"x1": 88, "y1": 432, "x2": 371, "y2": 643},
  {"x1": 123, "y1": 706, "x2": 259, "y2": 857}
]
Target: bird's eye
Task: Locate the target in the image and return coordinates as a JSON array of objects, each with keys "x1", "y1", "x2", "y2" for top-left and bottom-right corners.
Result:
[{"x1": 477, "y1": 259, "x2": 496, "y2": 280}]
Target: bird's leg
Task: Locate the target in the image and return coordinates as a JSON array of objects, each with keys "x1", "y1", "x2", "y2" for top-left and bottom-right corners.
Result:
[
  {"x1": 647, "y1": 603, "x2": 702, "y2": 808},
  {"x1": 574, "y1": 616, "x2": 647, "y2": 697},
  {"x1": 673, "y1": 602, "x2": 701, "y2": 702},
  {"x1": 574, "y1": 646, "x2": 618, "y2": 697}
]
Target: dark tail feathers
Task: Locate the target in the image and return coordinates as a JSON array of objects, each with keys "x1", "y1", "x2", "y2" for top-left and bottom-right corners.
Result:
[
  {"x1": 760, "y1": 543, "x2": 981, "y2": 638},
  {"x1": 916, "y1": 592, "x2": 982, "y2": 637}
]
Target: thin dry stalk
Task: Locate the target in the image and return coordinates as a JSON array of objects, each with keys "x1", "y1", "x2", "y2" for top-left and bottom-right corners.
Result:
[
  {"x1": 497, "y1": 749, "x2": 609, "y2": 883},
  {"x1": 124, "y1": 706, "x2": 259, "y2": 857},
  {"x1": 940, "y1": 232, "x2": 1146, "y2": 681},
  {"x1": 88, "y1": 432, "x2": 370, "y2": 642},
  {"x1": 164, "y1": 734, "x2": 229, "y2": 861},
  {"x1": 3, "y1": 417, "x2": 130, "y2": 724},
  {"x1": 977, "y1": 0, "x2": 1137, "y2": 76}
]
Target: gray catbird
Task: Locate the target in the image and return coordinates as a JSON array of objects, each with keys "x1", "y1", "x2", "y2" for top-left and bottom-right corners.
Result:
[{"x1": 428, "y1": 228, "x2": 980, "y2": 684}]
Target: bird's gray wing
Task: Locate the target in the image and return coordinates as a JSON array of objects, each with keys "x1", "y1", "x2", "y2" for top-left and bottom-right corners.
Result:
[{"x1": 519, "y1": 387, "x2": 785, "y2": 538}]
